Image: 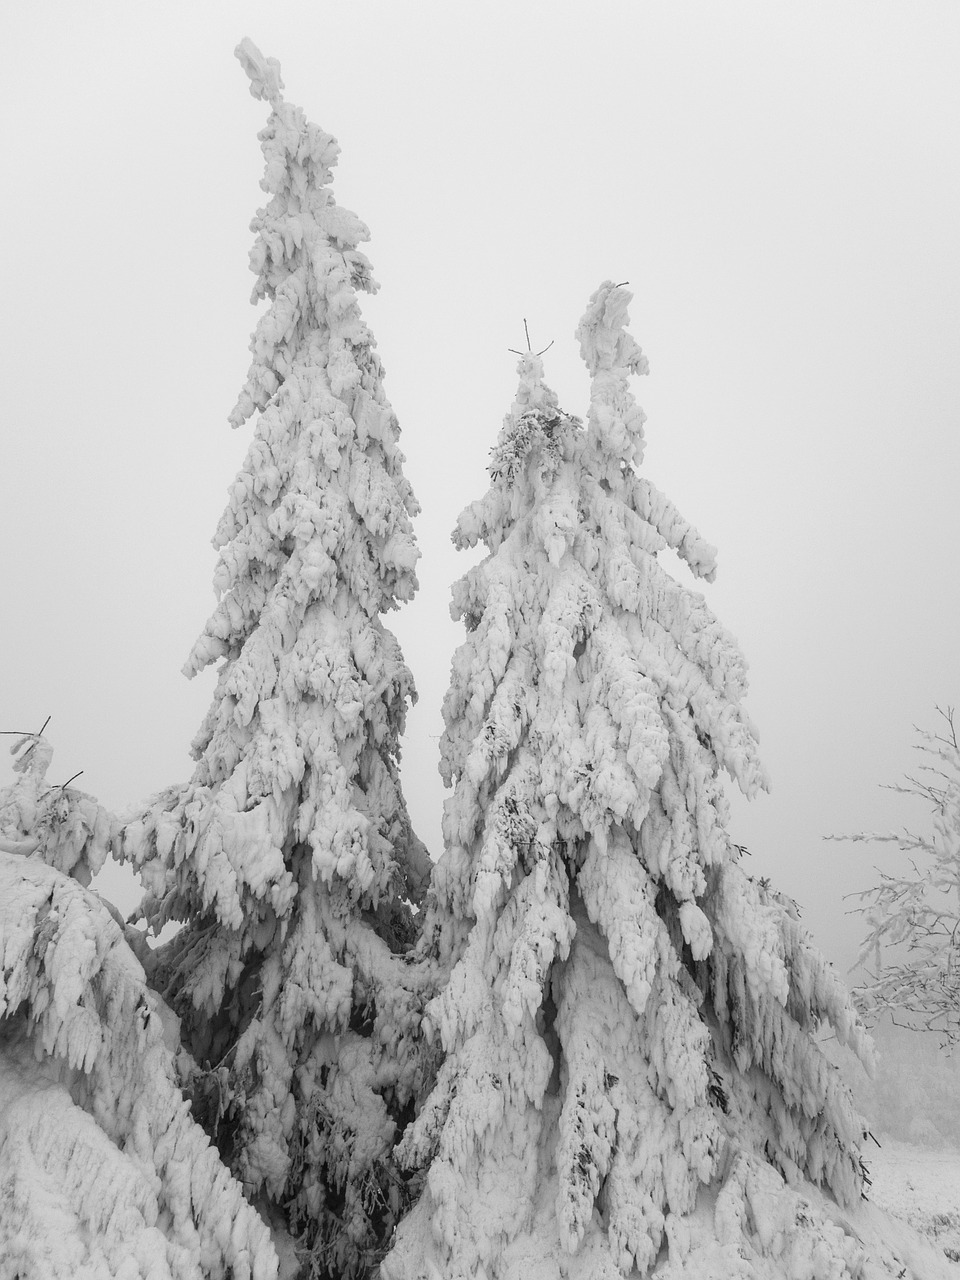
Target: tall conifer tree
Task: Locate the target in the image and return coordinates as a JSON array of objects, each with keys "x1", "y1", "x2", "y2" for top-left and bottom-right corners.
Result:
[
  {"x1": 124, "y1": 42, "x2": 430, "y2": 1278},
  {"x1": 385, "y1": 285, "x2": 885, "y2": 1279}
]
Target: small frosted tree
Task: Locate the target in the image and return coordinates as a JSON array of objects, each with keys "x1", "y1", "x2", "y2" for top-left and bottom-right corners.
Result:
[
  {"x1": 0, "y1": 736, "x2": 277, "y2": 1279},
  {"x1": 123, "y1": 42, "x2": 430, "y2": 1278},
  {"x1": 0, "y1": 729, "x2": 116, "y2": 884},
  {"x1": 385, "y1": 285, "x2": 885, "y2": 1280},
  {"x1": 836, "y1": 708, "x2": 960, "y2": 1044}
]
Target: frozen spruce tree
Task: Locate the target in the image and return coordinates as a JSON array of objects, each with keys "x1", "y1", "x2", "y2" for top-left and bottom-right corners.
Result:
[
  {"x1": 384, "y1": 284, "x2": 913, "y2": 1279},
  {"x1": 0, "y1": 734, "x2": 278, "y2": 1278},
  {"x1": 123, "y1": 41, "x2": 430, "y2": 1279}
]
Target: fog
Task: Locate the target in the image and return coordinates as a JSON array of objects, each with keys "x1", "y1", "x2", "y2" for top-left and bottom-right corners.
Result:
[{"x1": 2, "y1": 2, "x2": 958, "y2": 978}]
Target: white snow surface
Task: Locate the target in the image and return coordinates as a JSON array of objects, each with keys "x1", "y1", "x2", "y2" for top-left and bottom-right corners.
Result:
[
  {"x1": 865, "y1": 1138, "x2": 960, "y2": 1272},
  {"x1": 385, "y1": 1140, "x2": 960, "y2": 1280}
]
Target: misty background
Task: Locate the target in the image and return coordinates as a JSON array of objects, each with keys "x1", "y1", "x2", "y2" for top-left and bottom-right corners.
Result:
[{"x1": 1, "y1": 2, "x2": 958, "y2": 989}]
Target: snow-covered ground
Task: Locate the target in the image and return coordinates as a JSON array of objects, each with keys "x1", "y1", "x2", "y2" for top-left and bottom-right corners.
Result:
[{"x1": 866, "y1": 1138, "x2": 960, "y2": 1270}]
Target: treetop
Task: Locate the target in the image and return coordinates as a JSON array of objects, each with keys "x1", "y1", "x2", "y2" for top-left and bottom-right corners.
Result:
[{"x1": 235, "y1": 37, "x2": 284, "y2": 109}]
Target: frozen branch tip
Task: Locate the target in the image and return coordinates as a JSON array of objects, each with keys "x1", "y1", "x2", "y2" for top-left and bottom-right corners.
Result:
[{"x1": 235, "y1": 37, "x2": 284, "y2": 108}]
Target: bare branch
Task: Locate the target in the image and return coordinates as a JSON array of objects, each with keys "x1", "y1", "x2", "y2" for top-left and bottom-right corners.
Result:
[{"x1": 834, "y1": 710, "x2": 960, "y2": 1052}]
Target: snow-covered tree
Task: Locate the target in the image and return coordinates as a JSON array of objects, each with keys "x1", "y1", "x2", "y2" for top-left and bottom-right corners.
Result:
[
  {"x1": 122, "y1": 41, "x2": 431, "y2": 1279},
  {"x1": 0, "y1": 733, "x2": 278, "y2": 1278},
  {"x1": 0, "y1": 855, "x2": 278, "y2": 1280},
  {"x1": 384, "y1": 284, "x2": 890, "y2": 1280},
  {"x1": 0, "y1": 730, "x2": 116, "y2": 885},
  {"x1": 834, "y1": 708, "x2": 960, "y2": 1045}
]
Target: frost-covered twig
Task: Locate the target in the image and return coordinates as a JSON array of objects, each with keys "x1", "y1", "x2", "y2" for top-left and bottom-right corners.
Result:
[{"x1": 831, "y1": 708, "x2": 960, "y2": 1045}]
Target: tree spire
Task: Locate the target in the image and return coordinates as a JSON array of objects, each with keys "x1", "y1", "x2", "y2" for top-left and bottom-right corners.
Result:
[
  {"x1": 235, "y1": 38, "x2": 285, "y2": 109},
  {"x1": 123, "y1": 47, "x2": 430, "y2": 1277},
  {"x1": 385, "y1": 284, "x2": 876, "y2": 1280}
]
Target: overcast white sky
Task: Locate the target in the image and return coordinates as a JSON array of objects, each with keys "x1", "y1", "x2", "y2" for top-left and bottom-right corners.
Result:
[{"x1": 1, "y1": 2, "x2": 958, "y2": 975}]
